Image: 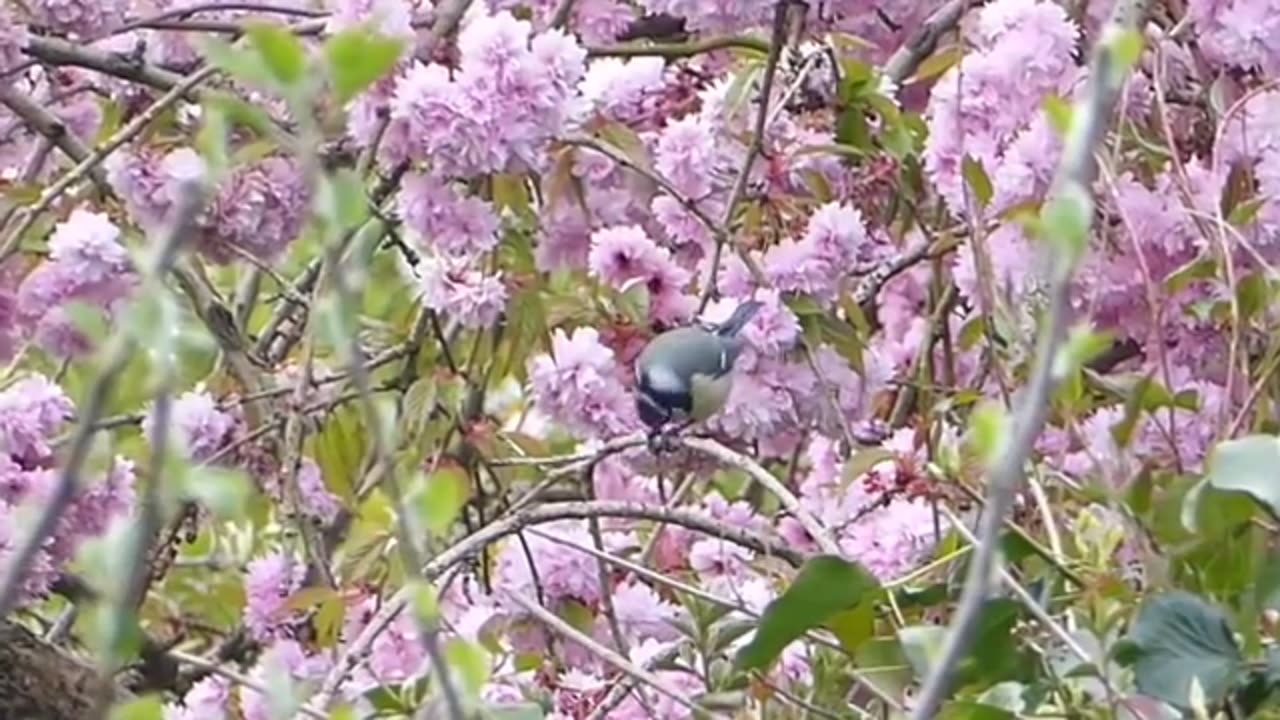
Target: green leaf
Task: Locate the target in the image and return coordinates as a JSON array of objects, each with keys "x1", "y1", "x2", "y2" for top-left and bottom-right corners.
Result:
[
  {"x1": 108, "y1": 695, "x2": 165, "y2": 720},
  {"x1": 245, "y1": 22, "x2": 307, "y2": 87},
  {"x1": 182, "y1": 465, "x2": 253, "y2": 519},
  {"x1": 202, "y1": 38, "x2": 274, "y2": 88},
  {"x1": 732, "y1": 555, "x2": 881, "y2": 672},
  {"x1": 445, "y1": 638, "x2": 491, "y2": 700},
  {"x1": 411, "y1": 465, "x2": 470, "y2": 536},
  {"x1": 316, "y1": 167, "x2": 369, "y2": 232},
  {"x1": 1124, "y1": 591, "x2": 1243, "y2": 711},
  {"x1": 1052, "y1": 324, "x2": 1111, "y2": 381},
  {"x1": 1229, "y1": 196, "x2": 1268, "y2": 227},
  {"x1": 937, "y1": 702, "x2": 1018, "y2": 720},
  {"x1": 325, "y1": 26, "x2": 406, "y2": 104},
  {"x1": 908, "y1": 45, "x2": 964, "y2": 83},
  {"x1": 968, "y1": 402, "x2": 1008, "y2": 465},
  {"x1": 961, "y1": 155, "x2": 993, "y2": 209},
  {"x1": 408, "y1": 579, "x2": 441, "y2": 625},
  {"x1": 899, "y1": 625, "x2": 948, "y2": 684},
  {"x1": 1042, "y1": 94, "x2": 1073, "y2": 136},
  {"x1": 1107, "y1": 27, "x2": 1145, "y2": 77},
  {"x1": 1039, "y1": 184, "x2": 1093, "y2": 267},
  {"x1": 1204, "y1": 434, "x2": 1280, "y2": 519}
]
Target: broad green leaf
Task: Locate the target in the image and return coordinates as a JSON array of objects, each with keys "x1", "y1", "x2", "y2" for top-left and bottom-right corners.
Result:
[
  {"x1": 445, "y1": 638, "x2": 492, "y2": 700},
  {"x1": 899, "y1": 624, "x2": 947, "y2": 679},
  {"x1": 325, "y1": 26, "x2": 406, "y2": 104},
  {"x1": 1204, "y1": 434, "x2": 1280, "y2": 519},
  {"x1": 961, "y1": 155, "x2": 993, "y2": 209},
  {"x1": 1042, "y1": 94, "x2": 1073, "y2": 136},
  {"x1": 900, "y1": 599, "x2": 1032, "y2": 689},
  {"x1": 182, "y1": 465, "x2": 252, "y2": 519},
  {"x1": 411, "y1": 465, "x2": 469, "y2": 536},
  {"x1": 1124, "y1": 591, "x2": 1243, "y2": 711},
  {"x1": 245, "y1": 22, "x2": 307, "y2": 87},
  {"x1": 201, "y1": 38, "x2": 274, "y2": 88},
  {"x1": 733, "y1": 555, "x2": 881, "y2": 672}
]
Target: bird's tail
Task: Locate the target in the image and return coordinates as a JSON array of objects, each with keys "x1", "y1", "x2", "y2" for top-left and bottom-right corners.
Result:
[{"x1": 713, "y1": 300, "x2": 763, "y2": 338}]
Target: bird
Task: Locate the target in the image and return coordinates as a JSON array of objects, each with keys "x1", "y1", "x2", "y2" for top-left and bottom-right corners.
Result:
[{"x1": 633, "y1": 300, "x2": 763, "y2": 450}]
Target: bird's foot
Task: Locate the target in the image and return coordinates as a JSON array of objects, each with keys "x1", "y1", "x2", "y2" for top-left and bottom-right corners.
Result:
[{"x1": 646, "y1": 421, "x2": 695, "y2": 454}]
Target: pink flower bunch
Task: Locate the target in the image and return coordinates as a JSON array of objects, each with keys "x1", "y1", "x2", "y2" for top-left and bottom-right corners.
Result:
[
  {"x1": 25, "y1": 0, "x2": 127, "y2": 38},
  {"x1": 242, "y1": 550, "x2": 309, "y2": 643},
  {"x1": 0, "y1": 375, "x2": 135, "y2": 604},
  {"x1": 15, "y1": 208, "x2": 137, "y2": 357},
  {"x1": 588, "y1": 224, "x2": 694, "y2": 324},
  {"x1": 923, "y1": 0, "x2": 1080, "y2": 214},
  {"x1": 390, "y1": 11, "x2": 587, "y2": 177},
  {"x1": 527, "y1": 326, "x2": 639, "y2": 439},
  {"x1": 1189, "y1": 0, "x2": 1280, "y2": 74}
]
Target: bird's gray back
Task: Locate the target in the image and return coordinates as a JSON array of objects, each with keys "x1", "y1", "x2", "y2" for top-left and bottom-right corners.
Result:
[{"x1": 637, "y1": 327, "x2": 732, "y2": 381}]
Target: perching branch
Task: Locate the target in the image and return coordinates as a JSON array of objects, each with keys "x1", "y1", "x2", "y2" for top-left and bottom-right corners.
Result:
[
  {"x1": 24, "y1": 36, "x2": 192, "y2": 95},
  {"x1": 681, "y1": 436, "x2": 841, "y2": 556},
  {"x1": 906, "y1": 1, "x2": 1149, "y2": 717},
  {"x1": 0, "y1": 178, "x2": 206, "y2": 617}
]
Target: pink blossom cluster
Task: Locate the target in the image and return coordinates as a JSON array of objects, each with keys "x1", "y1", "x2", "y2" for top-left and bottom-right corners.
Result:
[{"x1": 0, "y1": 375, "x2": 135, "y2": 603}]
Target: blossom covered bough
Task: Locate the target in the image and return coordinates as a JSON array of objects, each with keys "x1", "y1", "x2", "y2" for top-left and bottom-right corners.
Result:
[{"x1": 1, "y1": 0, "x2": 1279, "y2": 718}]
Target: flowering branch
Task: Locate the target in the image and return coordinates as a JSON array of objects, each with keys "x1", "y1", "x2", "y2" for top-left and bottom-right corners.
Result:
[
  {"x1": 907, "y1": 1, "x2": 1149, "y2": 716},
  {"x1": 0, "y1": 177, "x2": 206, "y2": 617}
]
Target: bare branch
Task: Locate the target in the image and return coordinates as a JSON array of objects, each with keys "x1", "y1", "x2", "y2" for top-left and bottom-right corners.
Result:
[{"x1": 906, "y1": 1, "x2": 1149, "y2": 716}]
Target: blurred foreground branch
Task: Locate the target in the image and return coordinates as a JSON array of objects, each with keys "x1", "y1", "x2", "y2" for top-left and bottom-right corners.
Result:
[{"x1": 907, "y1": 1, "x2": 1149, "y2": 717}]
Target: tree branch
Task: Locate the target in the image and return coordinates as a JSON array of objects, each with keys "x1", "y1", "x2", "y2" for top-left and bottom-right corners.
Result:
[{"x1": 906, "y1": 1, "x2": 1149, "y2": 716}]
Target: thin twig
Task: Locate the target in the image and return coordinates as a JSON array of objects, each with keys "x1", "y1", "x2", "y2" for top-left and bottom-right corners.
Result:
[
  {"x1": 0, "y1": 85, "x2": 108, "y2": 191},
  {"x1": 907, "y1": 2, "x2": 1148, "y2": 716},
  {"x1": 698, "y1": 0, "x2": 792, "y2": 314},
  {"x1": 0, "y1": 66, "x2": 216, "y2": 263},
  {"x1": 505, "y1": 590, "x2": 728, "y2": 719}
]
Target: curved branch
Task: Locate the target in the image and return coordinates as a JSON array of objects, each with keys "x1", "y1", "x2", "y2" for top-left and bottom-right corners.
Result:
[{"x1": 308, "y1": 499, "x2": 802, "y2": 710}]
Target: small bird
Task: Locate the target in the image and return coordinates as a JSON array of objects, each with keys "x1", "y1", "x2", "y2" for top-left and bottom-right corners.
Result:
[{"x1": 634, "y1": 300, "x2": 763, "y2": 449}]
